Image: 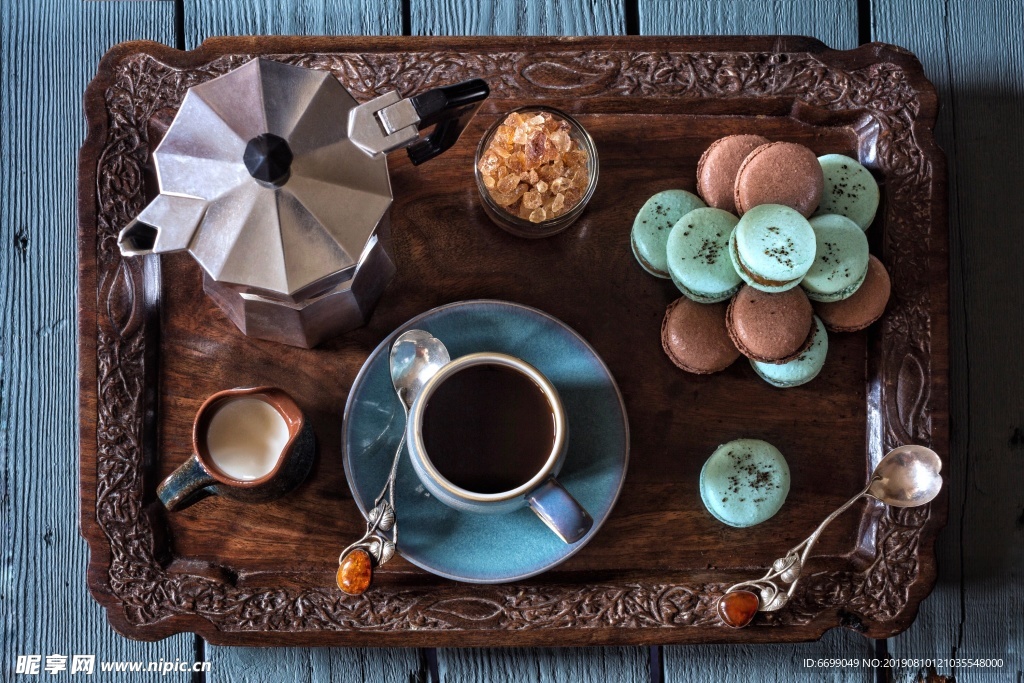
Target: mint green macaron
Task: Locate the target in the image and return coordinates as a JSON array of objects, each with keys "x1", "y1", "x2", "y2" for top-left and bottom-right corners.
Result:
[
  {"x1": 728, "y1": 204, "x2": 816, "y2": 293},
  {"x1": 666, "y1": 207, "x2": 741, "y2": 303},
  {"x1": 699, "y1": 439, "x2": 791, "y2": 528},
  {"x1": 631, "y1": 190, "x2": 706, "y2": 278},
  {"x1": 801, "y1": 214, "x2": 870, "y2": 302},
  {"x1": 816, "y1": 154, "x2": 880, "y2": 230},
  {"x1": 751, "y1": 316, "x2": 828, "y2": 388}
]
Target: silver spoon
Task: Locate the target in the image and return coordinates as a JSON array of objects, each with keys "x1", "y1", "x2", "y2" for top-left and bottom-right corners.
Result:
[
  {"x1": 338, "y1": 329, "x2": 449, "y2": 595},
  {"x1": 719, "y1": 444, "x2": 942, "y2": 626}
]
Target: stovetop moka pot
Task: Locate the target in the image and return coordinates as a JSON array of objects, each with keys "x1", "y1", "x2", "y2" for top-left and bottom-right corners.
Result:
[{"x1": 118, "y1": 57, "x2": 488, "y2": 347}]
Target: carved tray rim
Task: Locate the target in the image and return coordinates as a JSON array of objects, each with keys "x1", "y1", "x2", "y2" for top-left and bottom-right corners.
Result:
[{"x1": 78, "y1": 35, "x2": 948, "y2": 646}]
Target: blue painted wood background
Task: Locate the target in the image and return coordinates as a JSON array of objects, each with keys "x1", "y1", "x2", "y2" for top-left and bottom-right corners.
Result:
[{"x1": 2, "y1": 0, "x2": 1022, "y2": 681}]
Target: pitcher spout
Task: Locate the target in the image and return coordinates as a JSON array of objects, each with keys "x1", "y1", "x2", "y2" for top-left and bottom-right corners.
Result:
[{"x1": 118, "y1": 194, "x2": 208, "y2": 256}]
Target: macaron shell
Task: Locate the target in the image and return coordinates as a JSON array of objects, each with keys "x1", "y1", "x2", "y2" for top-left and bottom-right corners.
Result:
[
  {"x1": 730, "y1": 204, "x2": 816, "y2": 291},
  {"x1": 726, "y1": 285, "x2": 814, "y2": 363},
  {"x1": 728, "y1": 230, "x2": 797, "y2": 294},
  {"x1": 661, "y1": 297, "x2": 740, "y2": 374},
  {"x1": 734, "y1": 141, "x2": 824, "y2": 217},
  {"x1": 696, "y1": 134, "x2": 771, "y2": 213},
  {"x1": 815, "y1": 254, "x2": 891, "y2": 332},
  {"x1": 667, "y1": 207, "x2": 742, "y2": 303},
  {"x1": 809, "y1": 265, "x2": 868, "y2": 304},
  {"x1": 699, "y1": 439, "x2": 791, "y2": 528},
  {"x1": 816, "y1": 154, "x2": 880, "y2": 229},
  {"x1": 631, "y1": 190, "x2": 706, "y2": 278},
  {"x1": 631, "y1": 232, "x2": 668, "y2": 278},
  {"x1": 801, "y1": 214, "x2": 870, "y2": 302},
  {"x1": 751, "y1": 316, "x2": 829, "y2": 388}
]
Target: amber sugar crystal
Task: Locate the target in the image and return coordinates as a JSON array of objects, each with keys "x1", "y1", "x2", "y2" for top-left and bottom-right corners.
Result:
[{"x1": 478, "y1": 111, "x2": 590, "y2": 223}]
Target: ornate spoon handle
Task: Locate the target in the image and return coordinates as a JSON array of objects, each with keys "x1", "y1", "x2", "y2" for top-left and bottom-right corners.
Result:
[
  {"x1": 718, "y1": 476, "x2": 879, "y2": 626},
  {"x1": 337, "y1": 397, "x2": 408, "y2": 595}
]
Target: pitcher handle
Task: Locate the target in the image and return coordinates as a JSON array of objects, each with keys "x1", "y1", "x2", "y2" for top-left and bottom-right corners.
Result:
[
  {"x1": 526, "y1": 477, "x2": 593, "y2": 544},
  {"x1": 157, "y1": 453, "x2": 217, "y2": 511}
]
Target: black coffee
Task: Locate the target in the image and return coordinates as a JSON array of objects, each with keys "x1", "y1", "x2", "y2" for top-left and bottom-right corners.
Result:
[{"x1": 421, "y1": 363, "x2": 555, "y2": 494}]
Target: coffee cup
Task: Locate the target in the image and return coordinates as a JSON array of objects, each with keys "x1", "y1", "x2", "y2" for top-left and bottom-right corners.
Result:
[
  {"x1": 157, "y1": 387, "x2": 316, "y2": 511},
  {"x1": 405, "y1": 352, "x2": 593, "y2": 543}
]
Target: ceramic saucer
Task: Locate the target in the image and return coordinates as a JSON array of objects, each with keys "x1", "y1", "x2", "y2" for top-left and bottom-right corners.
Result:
[{"x1": 342, "y1": 300, "x2": 629, "y2": 583}]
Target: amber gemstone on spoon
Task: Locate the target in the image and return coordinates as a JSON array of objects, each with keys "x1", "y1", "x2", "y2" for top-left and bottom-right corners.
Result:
[
  {"x1": 337, "y1": 549, "x2": 373, "y2": 595},
  {"x1": 717, "y1": 590, "x2": 760, "y2": 628}
]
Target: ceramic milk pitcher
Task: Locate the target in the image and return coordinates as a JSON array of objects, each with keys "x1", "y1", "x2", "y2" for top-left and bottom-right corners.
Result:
[{"x1": 118, "y1": 58, "x2": 488, "y2": 348}]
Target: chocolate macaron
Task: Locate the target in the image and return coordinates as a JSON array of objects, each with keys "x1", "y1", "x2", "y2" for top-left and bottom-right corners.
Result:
[
  {"x1": 814, "y1": 254, "x2": 891, "y2": 332},
  {"x1": 697, "y1": 134, "x2": 771, "y2": 213},
  {"x1": 662, "y1": 297, "x2": 740, "y2": 374},
  {"x1": 726, "y1": 285, "x2": 814, "y2": 363},
  {"x1": 734, "y1": 141, "x2": 824, "y2": 217}
]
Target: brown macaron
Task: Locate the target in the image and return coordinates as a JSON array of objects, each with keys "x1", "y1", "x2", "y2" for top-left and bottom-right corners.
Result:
[
  {"x1": 815, "y1": 254, "x2": 891, "y2": 332},
  {"x1": 661, "y1": 297, "x2": 740, "y2": 374},
  {"x1": 726, "y1": 285, "x2": 814, "y2": 363},
  {"x1": 696, "y1": 134, "x2": 771, "y2": 213},
  {"x1": 734, "y1": 141, "x2": 824, "y2": 217}
]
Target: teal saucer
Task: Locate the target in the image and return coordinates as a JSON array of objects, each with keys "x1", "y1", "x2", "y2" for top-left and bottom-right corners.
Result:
[{"x1": 342, "y1": 300, "x2": 629, "y2": 583}]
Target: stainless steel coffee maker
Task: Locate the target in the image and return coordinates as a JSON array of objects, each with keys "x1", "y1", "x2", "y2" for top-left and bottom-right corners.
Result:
[{"x1": 118, "y1": 58, "x2": 487, "y2": 347}]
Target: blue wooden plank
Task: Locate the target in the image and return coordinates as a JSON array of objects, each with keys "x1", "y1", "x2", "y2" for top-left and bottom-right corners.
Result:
[
  {"x1": 205, "y1": 648, "x2": 423, "y2": 683},
  {"x1": 438, "y1": 647, "x2": 648, "y2": 683},
  {"x1": 873, "y1": 0, "x2": 1024, "y2": 679},
  {"x1": 411, "y1": 0, "x2": 626, "y2": 36},
  {"x1": 665, "y1": 637, "x2": 874, "y2": 682},
  {"x1": 0, "y1": 1, "x2": 200, "y2": 680},
  {"x1": 183, "y1": 0, "x2": 402, "y2": 50},
  {"x1": 182, "y1": 3, "x2": 422, "y2": 682},
  {"x1": 638, "y1": 0, "x2": 859, "y2": 51}
]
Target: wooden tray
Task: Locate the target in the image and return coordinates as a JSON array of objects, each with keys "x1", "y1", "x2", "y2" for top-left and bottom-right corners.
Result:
[{"x1": 78, "y1": 36, "x2": 948, "y2": 646}]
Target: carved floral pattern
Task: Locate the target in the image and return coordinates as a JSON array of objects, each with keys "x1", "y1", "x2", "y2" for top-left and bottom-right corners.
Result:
[{"x1": 89, "y1": 46, "x2": 937, "y2": 636}]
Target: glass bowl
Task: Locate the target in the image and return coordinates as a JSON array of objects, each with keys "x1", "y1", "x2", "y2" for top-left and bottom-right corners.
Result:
[{"x1": 474, "y1": 106, "x2": 599, "y2": 239}]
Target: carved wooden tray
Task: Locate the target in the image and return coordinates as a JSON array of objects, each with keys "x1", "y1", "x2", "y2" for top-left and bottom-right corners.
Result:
[{"x1": 78, "y1": 36, "x2": 948, "y2": 646}]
